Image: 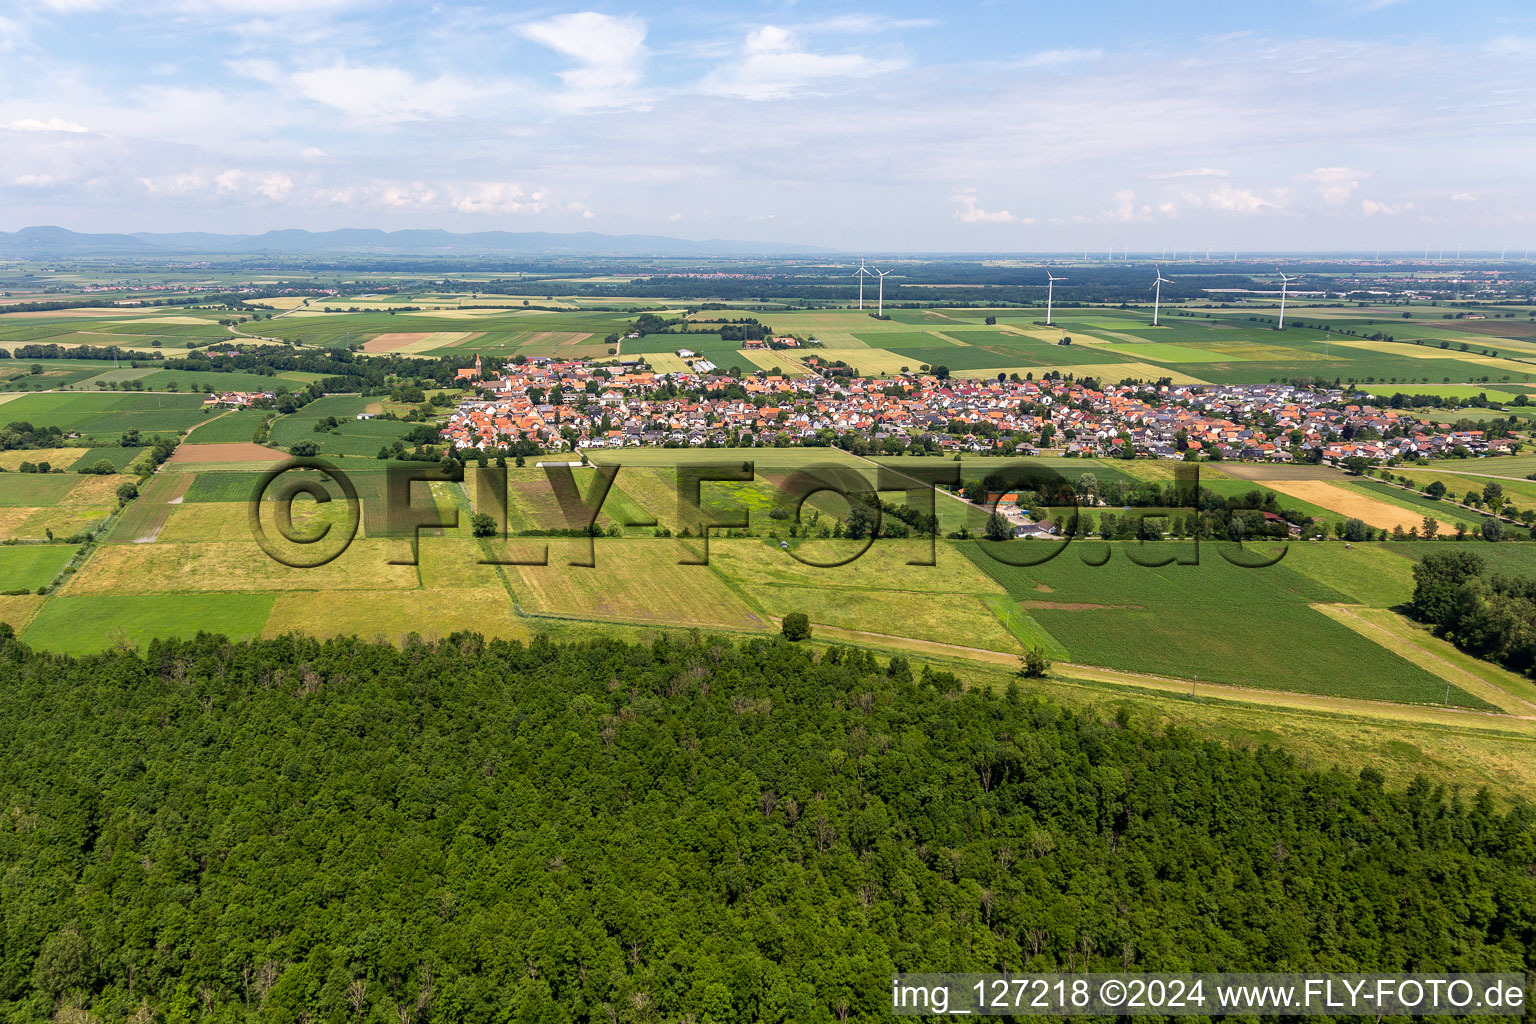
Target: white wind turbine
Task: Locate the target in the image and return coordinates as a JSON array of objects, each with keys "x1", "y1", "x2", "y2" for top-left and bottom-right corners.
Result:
[
  {"x1": 1151, "y1": 266, "x2": 1172, "y2": 326},
  {"x1": 1045, "y1": 270, "x2": 1067, "y2": 325},
  {"x1": 1276, "y1": 268, "x2": 1297, "y2": 330},
  {"x1": 870, "y1": 266, "x2": 894, "y2": 316},
  {"x1": 852, "y1": 256, "x2": 873, "y2": 310}
]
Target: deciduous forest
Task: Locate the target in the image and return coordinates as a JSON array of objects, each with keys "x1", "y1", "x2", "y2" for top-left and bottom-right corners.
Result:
[{"x1": 2, "y1": 627, "x2": 1533, "y2": 1024}]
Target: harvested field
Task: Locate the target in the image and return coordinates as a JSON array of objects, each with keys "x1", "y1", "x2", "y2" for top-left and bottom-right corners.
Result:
[
  {"x1": 168, "y1": 442, "x2": 286, "y2": 465},
  {"x1": 361, "y1": 331, "x2": 481, "y2": 353},
  {"x1": 0, "y1": 594, "x2": 45, "y2": 633},
  {"x1": 1262, "y1": 480, "x2": 1425, "y2": 531},
  {"x1": 66, "y1": 539, "x2": 418, "y2": 594},
  {"x1": 523, "y1": 331, "x2": 594, "y2": 346},
  {"x1": 264, "y1": 588, "x2": 529, "y2": 644},
  {"x1": 109, "y1": 473, "x2": 193, "y2": 543},
  {"x1": 512, "y1": 541, "x2": 767, "y2": 630},
  {"x1": 0, "y1": 447, "x2": 89, "y2": 471}
]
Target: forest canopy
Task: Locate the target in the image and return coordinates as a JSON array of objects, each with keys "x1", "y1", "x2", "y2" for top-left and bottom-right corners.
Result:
[{"x1": 1, "y1": 627, "x2": 1533, "y2": 1024}]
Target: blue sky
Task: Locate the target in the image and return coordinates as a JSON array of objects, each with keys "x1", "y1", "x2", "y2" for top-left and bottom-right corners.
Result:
[{"x1": 1, "y1": 0, "x2": 1533, "y2": 251}]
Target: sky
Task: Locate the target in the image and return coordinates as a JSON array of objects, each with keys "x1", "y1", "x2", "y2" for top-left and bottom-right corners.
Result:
[{"x1": 0, "y1": 0, "x2": 1534, "y2": 252}]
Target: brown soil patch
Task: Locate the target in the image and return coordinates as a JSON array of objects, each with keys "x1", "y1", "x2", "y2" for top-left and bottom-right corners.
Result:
[
  {"x1": 169, "y1": 443, "x2": 287, "y2": 464},
  {"x1": 1033, "y1": 583, "x2": 1054, "y2": 592}
]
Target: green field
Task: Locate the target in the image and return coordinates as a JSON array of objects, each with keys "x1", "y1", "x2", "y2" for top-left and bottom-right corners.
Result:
[
  {"x1": 0, "y1": 544, "x2": 77, "y2": 592},
  {"x1": 0, "y1": 473, "x2": 79, "y2": 506},
  {"x1": 67, "y1": 445, "x2": 145, "y2": 472},
  {"x1": 266, "y1": 395, "x2": 418, "y2": 456},
  {"x1": 959, "y1": 540, "x2": 1489, "y2": 707},
  {"x1": 0, "y1": 391, "x2": 210, "y2": 436},
  {"x1": 21, "y1": 592, "x2": 275, "y2": 653},
  {"x1": 184, "y1": 408, "x2": 271, "y2": 444}
]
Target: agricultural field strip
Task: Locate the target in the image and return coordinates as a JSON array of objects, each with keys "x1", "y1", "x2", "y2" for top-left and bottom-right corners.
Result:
[{"x1": 1315, "y1": 604, "x2": 1536, "y2": 714}]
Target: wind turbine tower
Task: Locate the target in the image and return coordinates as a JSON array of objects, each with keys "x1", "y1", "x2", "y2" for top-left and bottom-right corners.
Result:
[
  {"x1": 1276, "y1": 268, "x2": 1297, "y2": 330},
  {"x1": 1045, "y1": 270, "x2": 1067, "y2": 326},
  {"x1": 1151, "y1": 267, "x2": 1172, "y2": 327},
  {"x1": 870, "y1": 266, "x2": 894, "y2": 317},
  {"x1": 852, "y1": 256, "x2": 872, "y2": 310}
]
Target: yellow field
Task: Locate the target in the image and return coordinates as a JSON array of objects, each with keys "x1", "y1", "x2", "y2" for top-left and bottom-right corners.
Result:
[
  {"x1": 708, "y1": 537, "x2": 1007, "y2": 595},
  {"x1": 806, "y1": 347, "x2": 914, "y2": 374},
  {"x1": 264, "y1": 588, "x2": 529, "y2": 644},
  {"x1": 1261, "y1": 480, "x2": 1422, "y2": 531},
  {"x1": 511, "y1": 540, "x2": 768, "y2": 630},
  {"x1": 752, "y1": 584, "x2": 1020, "y2": 652},
  {"x1": 953, "y1": 361, "x2": 1210, "y2": 385},
  {"x1": 0, "y1": 594, "x2": 45, "y2": 633},
  {"x1": 63, "y1": 539, "x2": 419, "y2": 594},
  {"x1": 0, "y1": 448, "x2": 89, "y2": 470},
  {"x1": 639, "y1": 353, "x2": 693, "y2": 374},
  {"x1": 361, "y1": 331, "x2": 480, "y2": 353},
  {"x1": 733, "y1": 349, "x2": 812, "y2": 374},
  {"x1": 1333, "y1": 339, "x2": 1536, "y2": 376}
]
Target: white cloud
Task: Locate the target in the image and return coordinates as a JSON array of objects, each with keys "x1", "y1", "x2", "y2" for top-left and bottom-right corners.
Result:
[
  {"x1": 215, "y1": 169, "x2": 293, "y2": 200},
  {"x1": 8, "y1": 117, "x2": 90, "y2": 133},
  {"x1": 1204, "y1": 182, "x2": 1282, "y2": 214},
  {"x1": 0, "y1": 14, "x2": 25, "y2": 51},
  {"x1": 289, "y1": 63, "x2": 487, "y2": 124},
  {"x1": 1484, "y1": 36, "x2": 1536, "y2": 57},
  {"x1": 1152, "y1": 167, "x2": 1229, "y2": 180},
  {"x1": 702, "y1": 25, "x2": 904, "y2": 100},
  {"x1": 299, "y1": 147, "x2": 327, "y2": 160},
  {"x1": 1452, "y1": 191, "x2": 1478, "y2": 202},
  {"x1": 449, "y1": 182, "x2": 543, "y2": 215},
  {"x1": 519, "y1": 12, "x2": 648, "y2": 109},
  {"x1": 136, "y1": 173, "x2": 209, "y2": 195},
  {"x1": 1015, "y1": 49, "x2": 1103, "y2": 69},
  {"x1": 1361, "y1": 198, "x2": 1402, "y2": 215},
  {"x1": 809, "y1": 15, "x2": 939, "y2": 33},
  {"x1": 952, "y1": 187, "x2": 1016, "y2": 224},
  {"x1": 1298, "y1": 166, "x2": 1367, "y2": 205},
  {"x1": 1101, "y1": 189, "x2": 1153, "y2": 223}
]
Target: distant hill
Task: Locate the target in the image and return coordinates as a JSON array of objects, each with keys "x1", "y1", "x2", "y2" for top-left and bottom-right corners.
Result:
[{"x1": 0, "y1": 225, "x2": 827, "y2": 258}]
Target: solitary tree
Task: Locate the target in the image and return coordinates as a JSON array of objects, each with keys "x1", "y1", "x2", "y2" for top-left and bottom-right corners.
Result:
[
  {"x1": 781, "y1": 612, "x2": 811, "y2": 642},
  {"x1": 1018, "y1": 647, "x2": 1050, "y2": 678},
  {"x1": 469, "y1": 512, "x2": 497, "y2": 538},
  {"x1": 1422, "y1": 516, "x2": 1439, "y2": 540}
]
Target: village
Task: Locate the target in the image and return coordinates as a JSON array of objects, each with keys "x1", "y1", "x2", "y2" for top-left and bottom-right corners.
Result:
[{"x1": 438, "y1": 353, "x2": 1515, "y2": 465}]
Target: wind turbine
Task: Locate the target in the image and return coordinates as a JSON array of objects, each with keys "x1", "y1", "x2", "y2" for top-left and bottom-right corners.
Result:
[
  {"x1": 1151, "y1": 267, "x2": 1172, "y2": 326},
  {"x1": 1045, "y1": 270, "x2": 1067, "y2": 325},
  {"x1": 852, "y1": 256, "x2": 873, "y2": 310},
  {"x1": 1276, "y1": 268, "x2": 1297, "y2": 330},
  {"x1": 870, "y1": 266, "x2": 894, "y2": 316}
]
